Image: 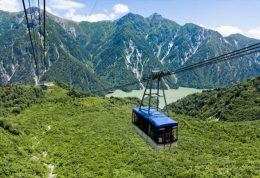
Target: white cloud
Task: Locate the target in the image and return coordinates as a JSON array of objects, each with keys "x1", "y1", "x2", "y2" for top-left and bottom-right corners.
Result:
[
  {"x1": 46, "y1": 1, "x2": 129, "y2": 22},
  {"x1": 199, "y1": 24, "x2": 207, "y2": 28},
  {"x1": 209, "y1": 25, "x2": 260, "y2": 39},
  {"x1": 45, "y1": 6, "x2": 59, "y2": 16},
  {"x1": 214, "y1": 26, "x2": 244, "y2": 37},
  {"x1": 0, "y1": 0, "x2": 129, "y2": 22},
  {"x1": 113, "y1": 4, "x2": 129, "y2": 14},
  {"x1": 247, "y1": 27, "x2": 260, "y2": 39},
  {"x1": 0, "y1": 0, "x2": 21, "y2": 12},
  {"x1": 64, "y1": 9, "x2": 116, "y2": 22},
  {"x1": 0, "y1": 1, "x2": 129, "y2": 24},
  {"x1": 60, "y1": 3, "x2": 129, "y2": 22},
  {"x1": 49, "y1": 0, "x2": 85, "y2": 10},
  {"x1": 49, "y1": 0, "x2": 117, "y2": 22},
  {"x1": 84, "y1": 13, "x2": 116, "y2": 22}
]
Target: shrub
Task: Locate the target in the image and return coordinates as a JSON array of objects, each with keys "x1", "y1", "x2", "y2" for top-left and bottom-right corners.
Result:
[{"x1": 11, "y1": 107, "x2": 21, "y2": 114}]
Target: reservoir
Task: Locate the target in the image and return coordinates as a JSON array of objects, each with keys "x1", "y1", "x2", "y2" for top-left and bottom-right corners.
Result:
[{"x1": 106, "y1": 87, "x2": 204, "y2": 108}]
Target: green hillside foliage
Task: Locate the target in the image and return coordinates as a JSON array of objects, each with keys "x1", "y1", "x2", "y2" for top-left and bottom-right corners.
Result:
[
  {"x1": 0, "y1": 84, "x2": 259, "y2": 177},
  {"x1": 169, "y1": 76, "x2": 260, "y2": 121},
  {"x1": 0, "y1": 85, "x2": 43, "y2": 116},
  {"x1": 0, "y1": 85, "x2": 43, "y2": 135},
  {"x1": 41, "y1": 53, "x2": 109, "y2": 94}
]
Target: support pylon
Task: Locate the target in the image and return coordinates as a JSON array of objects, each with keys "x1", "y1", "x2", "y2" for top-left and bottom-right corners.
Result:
[{"x1": 139, "y1": 70, "x2": 169, "y2": 115}]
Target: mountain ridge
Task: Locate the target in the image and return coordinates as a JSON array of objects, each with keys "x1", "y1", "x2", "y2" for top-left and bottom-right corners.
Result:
[{"x1": 0, "y1": 9, "x2": 259, "y2": 92}]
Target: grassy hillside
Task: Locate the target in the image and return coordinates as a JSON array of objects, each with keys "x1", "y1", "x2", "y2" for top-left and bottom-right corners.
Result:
[
  {"x1": 0, "y1": 85, "x2": 43, "y2": 116},
  {"x1": 0, "y1": 84, "x2": 259, "y2": 177},
  {"x1": 169, "y1": 76, "x2": 260, "y2": 121}
]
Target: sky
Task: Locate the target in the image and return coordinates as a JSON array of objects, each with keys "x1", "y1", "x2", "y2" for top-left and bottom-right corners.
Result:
[{"x1": 0, "y1": 0, "x2": 260, "y2": 39}]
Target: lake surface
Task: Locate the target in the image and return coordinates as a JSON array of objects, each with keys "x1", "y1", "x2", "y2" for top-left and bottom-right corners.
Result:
[{"x1": 106, "y1": 87, "x2": 204, "y2": 108}]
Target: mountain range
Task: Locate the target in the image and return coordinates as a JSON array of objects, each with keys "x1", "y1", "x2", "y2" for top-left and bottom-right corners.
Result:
[{"x1": 0, "y1": 8, "x2": 259, "y2": 93}]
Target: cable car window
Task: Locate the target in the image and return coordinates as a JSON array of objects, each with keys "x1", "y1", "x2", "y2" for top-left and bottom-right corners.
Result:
[
  {"x1": 149, "y1": 124, "x2": 156, "y2": 142},
  {"x1": 172, "y1": 127, "x2": 178, "y2": 141},
  {"x1": 165, "y1": 127, "x2": 171, "y2": 143},
  {"x1": 158, "y1": 129, "x2": 164, "y2": 143}
]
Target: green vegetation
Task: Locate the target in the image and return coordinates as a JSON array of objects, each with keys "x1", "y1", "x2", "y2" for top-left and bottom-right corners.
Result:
[
  {"x1": 0, "y1": 85, "x2": 43, "y2": 135},
  {"x1": 0, "y1": 83, "x2": 259, "y2": 177},
  {"x1": 0, "y1": 85, "x2": 43, "y2": 116},
  {"x1": 169, "y1": 76, "x2": 260, "y2": 121}
]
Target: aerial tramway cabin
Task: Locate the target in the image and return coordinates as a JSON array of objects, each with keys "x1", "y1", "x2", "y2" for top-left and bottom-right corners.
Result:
[{"x1": 132, "y1": 107, "x2": 178, "y2": 150}]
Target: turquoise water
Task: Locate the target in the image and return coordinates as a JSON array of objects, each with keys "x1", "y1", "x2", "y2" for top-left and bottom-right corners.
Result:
[{"x1": 106, "y1": 87, "x2": 203, "y2": 108}]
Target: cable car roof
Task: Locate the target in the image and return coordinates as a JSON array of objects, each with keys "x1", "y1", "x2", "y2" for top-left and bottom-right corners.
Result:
[{"x1": 133, "y1": 107, "x2": 178, "y2": 127}]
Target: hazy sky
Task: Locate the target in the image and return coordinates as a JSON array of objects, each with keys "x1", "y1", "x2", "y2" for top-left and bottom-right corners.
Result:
[{"x1": 0, "y1": 0, "x2": 259, "y2": 39}]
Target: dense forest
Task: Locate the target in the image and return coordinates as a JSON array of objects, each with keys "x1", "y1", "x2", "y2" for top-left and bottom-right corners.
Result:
[
  {"x1": 169, "y1": 76, "x2": 260, "y2": 121},
  {"x1": 0, "y1": 81, "x2": 259, "y2": 177}
]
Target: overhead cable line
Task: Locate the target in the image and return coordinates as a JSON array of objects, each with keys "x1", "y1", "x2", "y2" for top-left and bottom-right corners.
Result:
[
  {"x1": 172, "y1": 43, "x2": 260, "y2": 75},
  {"x1": 22, "y1": 0, "x2": 47, "y2": 79},
  {"x1": 28, "y1": 0, "x2": 40, "y2": 72},
  {"x1": 37, "y1": 0, "x2": 42, "y2": 64},
  {"x1": 89, "y1": 0, "x2": 98, "y2": 16},
  {"x1": 43, "y1": 0, "x2": 46, "y2": 68},
  {"x1": 22, "y1": 0, "x2": 39, "y2": 75},
  {"x1": 145, "y1": 43, "x2": 260, "y2": 79}
]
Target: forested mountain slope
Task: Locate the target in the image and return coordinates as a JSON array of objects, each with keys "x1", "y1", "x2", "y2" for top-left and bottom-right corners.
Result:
[
  {"x1": 0, "y1": 83, "x2": 259, "y2": 177},
  {"x1": 169, "y1": 76, "x2": 260, "y2": 121},
  {"x1": 0, "y1": 9, "x2": 259, "y2": 92}
]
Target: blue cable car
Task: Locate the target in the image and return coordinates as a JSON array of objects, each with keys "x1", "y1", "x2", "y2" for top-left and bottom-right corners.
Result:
[
  {"x1": 132, "y1": 71, "x2": 178, "y2": 150},
  {"x1": 132, "y1": 107, "x2": 178, "y2": 149}
]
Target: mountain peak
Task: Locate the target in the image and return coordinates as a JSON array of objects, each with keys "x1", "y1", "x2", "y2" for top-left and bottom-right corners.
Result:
[
  {"x1": 226, "y1": 33, "x2": 260, "y2": 44},
  {"x1": 117, "y1": 13, "x2": 146, "y2": 25},
  {"x1": 149, "y1": 13, "x2": 163, "y2": 19},
  {"x1": 26, "y1": 6, "x2": 40, "y2": 13},
  {"x1": 120, "y1": 13, "x2": 144, "y2": 20},
  {"x1": 227, "y1": 33, "x2": 252, "y2": 39},
  {"x1": 148, "y1": 13, "x2": 164, "y2": 22}
]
